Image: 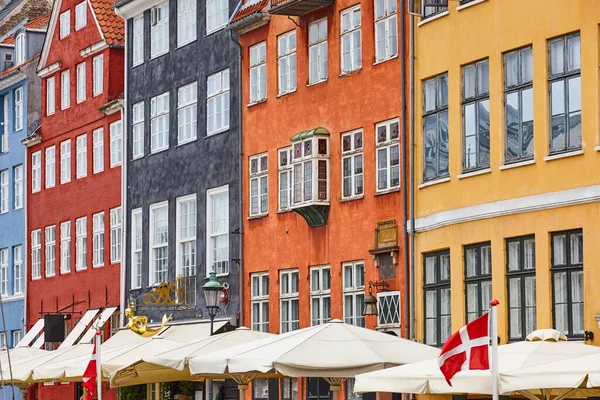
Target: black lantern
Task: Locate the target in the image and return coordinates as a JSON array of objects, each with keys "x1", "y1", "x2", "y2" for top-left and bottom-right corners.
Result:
[{"x1": 202, "y1": 265, "x2": 223, "y2": 334}]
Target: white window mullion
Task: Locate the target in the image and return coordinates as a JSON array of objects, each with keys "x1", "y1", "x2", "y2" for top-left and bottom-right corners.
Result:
[
  {"x1": 150, "y1": 202, "x2": 168, "y2": 285},
  {"x1": 13, "y1": 165, "x2": 23, "y2": 209},
  {"x1": 45, "y1": 226, "x2": 56, "y2": 277},
  {"x1": 45, "y1": 146, "x2": 56, "y2": 188},
  {"x1": 178, "y1": 83, "x2": 198, "y2": 144},
  {"x1": 31, "y1": 151, "x2": 41, "y2": 193},
  {"x1": 77, "y1": 62, "x2": 86, "y2": 103},
  {"x1": 31, "y1": 230, "x2": 41, "y2": 279},
  {"x1": 206, "y1": 186, "x2": 229, "y2": 276},
  {"x1": 93, "y1": 212, "x2": 105, "y2": 267},
  {"x1": 110, "y1": 120, "x2": 123, "y2": 166},
  {"x1": 151, "y1": 92, "x2": 169, "y2": 153},
  {"x1": 60, "y1": 140, "x2": 71, "y2": 183},
  {"x1": 76, "y1": 217, "x2": 87, "y2": 271},
  {"x1": 93, "y1": 128, "x2": 104, "y2": 174},
  {"x1": 110, "y1": 207, "x2": 122, "y2": 264},
  {"x1": 93, "y1": 54, "x2": 104, "y2": 96},
  {"x1": 60, "y1": 221, "x2": 71, "y2": 274},
  {"x1": 177, "y1": 195, "x2": 196, "y2": 277},
  {"x1": 13, "y1": 245, "x2": 22, "y2": 294},
  {"x1": 131, "y1": 209, "x2": 143, "y2": 289},
  {"x1": 207, "y1": 70, "x2": 229, "y2": 135}
]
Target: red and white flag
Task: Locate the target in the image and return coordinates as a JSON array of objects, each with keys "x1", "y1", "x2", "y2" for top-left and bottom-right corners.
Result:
[
  {"x1": 82, "y1": 342, "x2": 98, "y2": 400},
  {"x1": 438, "y1": 313, "x2": 489, "y2": 386}
]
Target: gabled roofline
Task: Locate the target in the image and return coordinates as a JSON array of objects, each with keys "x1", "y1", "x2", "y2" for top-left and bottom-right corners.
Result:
[
  {"x1": 114, "y1": 0, "x2": 165, "y2": 19},
  {"x1": 87, "y1": 0, "x2": 106, "y2": 43}
]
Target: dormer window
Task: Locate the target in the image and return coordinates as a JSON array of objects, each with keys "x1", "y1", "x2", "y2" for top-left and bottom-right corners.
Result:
[{"x1": 15, "y1": 33, "x2": 25, "y2": 65}]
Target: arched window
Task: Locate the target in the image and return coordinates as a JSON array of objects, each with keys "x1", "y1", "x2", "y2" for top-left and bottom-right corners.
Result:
[{"x1": 15, "y1": 33, "x2": 25, "y2": 65}]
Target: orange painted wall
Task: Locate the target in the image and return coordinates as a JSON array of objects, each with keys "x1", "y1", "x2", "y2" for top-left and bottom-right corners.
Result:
[{"x1": 240, "y1": 0, "x2": 409, "y2": 334}]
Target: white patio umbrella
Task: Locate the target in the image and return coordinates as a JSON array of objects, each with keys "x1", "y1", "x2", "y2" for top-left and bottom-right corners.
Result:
[{"x1": 354, "y1": 329, "x2": 600, "y2": 399}]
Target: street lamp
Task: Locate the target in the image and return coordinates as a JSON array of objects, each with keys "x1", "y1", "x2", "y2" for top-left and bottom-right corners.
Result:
[
  {"x1": 202, "y1": 265, "x2": 223, "y2": 335},
  {"x1": 362, "y1": 280, "x2": 389, "y2": 317}
]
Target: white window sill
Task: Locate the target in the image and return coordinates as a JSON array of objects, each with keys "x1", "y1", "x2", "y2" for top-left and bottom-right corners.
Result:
[
  {"x1": 132, "y1": 155, "x2": 144, "y2": 161},
  {"x1": 247, "y1": 98, "x2": 267, "y2": 107},
  {"x1": 277, "y1": 89, "x2": 297, "y2": 98},
  {"x1": 150, "y1": 147, "x2": 169, "y2": 155},
  {"x1": 132, "y1": 61, "x2": 144, "y2": 68},
  {"x1": 177, "y1": 138, "x2": 198, "y2": 147},
  {"x1": 339, "y1": 68, "x2": 362, "y2": 78},
  {"x1": 93, "y1": 92, "x2": 102, "y2": 98},
  {"x1": 204, "y1": 273, "x2": 230, "y2": 280},
  {"x1": 456, "y1": 0, "x2": 488, "y2": 11},
  {"x1": 93, "y1": 264, "x2": 104, "y2": 268},
  {"x1": 32, "y1": 190, "x2": 40, "y2": 194},
  {"x1": 46, "y1": 274, "x2": 56, "y2": 278},
  {"x1": 150, "y1": 50, "x2": 169, "y2": 60},
  {"x1": 307, "y1": 79, "x2": 327, "y2": 88},
  {"x1": 31, "y1": 277, "x2": 41, "y2": 281},
  {"x1": 206, "y1": 127, "x2": 230, "y2": 138},
  {"x1": 373, "y1": 54, "x2": 398, "y2": 66},
  {"x1": 60, "y1": 270, "x2": 70, "y2": 274},
  {"x1": 248, "y1": 213, "x2": 268, "y2": 220},
  {"x1": 76, "y1": 175, "x2": 87, "y2": 179},
  {"x1": 374, "y1": 187, "x2": 401, "y2": 196},
  {"x1": 418, "y1": 11, "x2": 449, "y2": 27},
  {"x1": 594, "y1": 145, "x2": 600, "y2": 152},
  {"x1": 277, "y1": 209, "x2": 292, "y2": 214},
  {"x1": 499, "y1": 159, "x2": 535, "y2": 170},
  {"x1": 14, "y1": 206, "x2": 22, "y2": 210},
  {"x1": 110, "y1": 162, "x2": 122, "y2": 168},
  {"x1": 75, "y1": 268, "x2": 87, "y2": 272},
  {"x1": 544, "y1": 149, "x2": 584, "y2": 162},
  {"x1": 340, "y1": 194, "x2": 364, "y2": 203},
  {"x1": 131, "y1": 286, "x2": 142, "y2": 291},
  {"x1": 177, "y1": 39, "x2": 196, "y2": 49},
  {"x1": 205, "y1": 26, "x2": 226, "y2": 37},
  {"x1": 93, "y1": 169, "x2": 104, "y2": 175},
  {"x1": 418, "y1": 176, "x2": 450, "y2": 189},
  {"x1": 457, "y1": 167, "x2": 491, "y2": 180}
]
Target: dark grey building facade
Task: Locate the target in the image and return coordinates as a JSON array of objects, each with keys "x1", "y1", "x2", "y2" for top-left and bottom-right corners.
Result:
[{"x1": 114, "y1": 0, "x2": 241, "y2": 325}]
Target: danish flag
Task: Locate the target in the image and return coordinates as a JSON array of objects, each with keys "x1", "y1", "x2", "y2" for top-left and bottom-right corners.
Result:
[
  {"x1": 438, "y1": 312, "x2": 490, "y2": 386},
  {"x1": 81, "y1": 342, "x2": 98, "y2": 400}
]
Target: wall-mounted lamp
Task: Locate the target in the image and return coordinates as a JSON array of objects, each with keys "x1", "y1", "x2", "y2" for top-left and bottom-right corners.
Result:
[{"x1": 362, "y1": 280, "x2": 390, "y2": 316}]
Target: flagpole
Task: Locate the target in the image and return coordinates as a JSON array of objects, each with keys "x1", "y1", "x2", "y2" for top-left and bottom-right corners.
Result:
[
  {"x1": 96, "y1": 330, "x2": 102, "y2": 400},
  {"x1": 490, "y1": 299, "x2": 499, "y2": 400}
]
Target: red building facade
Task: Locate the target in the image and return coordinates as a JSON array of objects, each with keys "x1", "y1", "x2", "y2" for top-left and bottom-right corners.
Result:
[{"x1": 24, "y1": 0, "x2": 124, "y2": 398}]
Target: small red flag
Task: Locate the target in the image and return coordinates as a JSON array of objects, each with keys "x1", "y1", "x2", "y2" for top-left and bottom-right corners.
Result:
[{"x1": 81, "y1": 343, "x2": 97, "y2": 399}]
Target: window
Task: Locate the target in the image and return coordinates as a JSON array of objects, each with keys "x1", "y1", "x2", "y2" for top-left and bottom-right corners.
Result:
[
  {"x1": 93, "y1": 212, "x2": 104, "y2": 267},
  {"x1": 462, "y1": 59, "x2": 490, "y2": 172},
  {"x1": 132, "y1": 102, "x2": 145, "y2": 159},
  {"x1": 423, "y1": 250, "x2": 450, "y2": 347},
  {"x1": 45, "y1": 226, "x2": 56, "y2": 277},
  {"x1": 278, "y1": 147, "x2": 292, "y2": 212},
  {"x1": 377, "y1": 291, "x2": 400, "y2": 327},
  {"x1": 0, "y1": 333, "x2": 5, "y2": 350},
  {"x1": 310, "y1": 266, "x2": 330, "y2": 325},
  {"x1": 376, "y1": 119, "x2": 399, "y2": 191},
  {"x1": 93, "y1": 54, "x2": 103, "y2": 96},
  {"x1": 423, "y1": 0, "x2": 447, "y2": 18},
  {"x1": 47, "y1": 76, "x2": 55, "y2": 115},
  {"x1": 280, "y1": 269, "x2": 299, "y2": 333},
  {"x1": 374, "y1": 0, "x2": 397, "y2": 62},
  {"x1": 308, "y1": 19, "x2": 327, "y2": 85},
  {"x1": 283, "y1": 378, "x2": 299, "y2": 400},
  {"x1": 549, "y1": 33, "x2": 581, "y2": 153},
  {"x1": 13, "y1": 245, "x2": 22, "y2": 294},
  {"x1": 0, "y1": 249, "x2": 7, "y2": 296},
  {"x1": 31, "y1": 151, "x2": 41, "y2": 193},
  {"x1": 465, "y1": 242, "x2": 492, "y2": 323},
  {"x1": 151, "y1": 92, "x2": 169, "y2": 153},
  {"x1": 110, "y1": 207, "x2": 122, "y2": 263},
  {"x1": 291, "y1": 135, "x2": 330, "y2": 207},
  {"x1": 504, "y1": 47, "x2": 533, "y2": 163},
  {"x1": 13, "y1": 165, "x2": 22, "y2": 209},
  {"x1": 45, "y1": 146, "x2": 56, "y2": 188},
  {"x1": 60, "y1": 221, "x2": 71, "y2": 273},
  {"x1": 506, "y1": 236, "x2": 536, "y2": 341},
  {"x1": 61, "y1": 70, "x2": 70, "y2": 110},
  {"x1": 278, "y1": 31, "x2": 297, "y2": 95},
  {"x1": 110, "y1": 120, "x2": 123, "y2": 166},
  {"x1": 31, "y1": 230, "x2": 41, "y2": 279},
  {"x1": 552, "y1": 229, "x2": 583, "y2": 338},
  {"x1": 14, "y1": 87, "x2": 23, "y2": 131},
  {"x1": 150, "y1": 202, "x2": 168, "y2": 285},
  {"x1": 131, "y1": 209, "x2": 143, "y2": 289},
  {"x1": 132, "y1": 14, "x2": 144, "y2": 66},
  {"x1": 207, "y1": 186, "x2": 229, "y2": 275},
  {"x1": 423, "y1": 73, "x2": 448, "y2": 181},
  {"x1": 253, "y1": 378, "x2": 271, "y2": 400},
  {"x1": 206, "y1": 0, "x2": 228, "y2": 34},
  {"x1": 178, "y1": 82, "x2": 197, "y2": 143},
  {"x1": 75, "y1": 217, "x2": 87, "y2": 270},
  {"x1": 12, "y1": 330, "x2": 21, "y2": 348},
  {"x1": 340, "y1": 5, "x2": 361, "y2": 74},
  {"x1": 307, "y1": 378, "x2": 330, "y2": 400},
  {"x1": 77, "y1": 62, "x2": 86, "y2": 103},
  {"x1": 60, "y1": 10, "x2": 70, "y2": 39},
  {"x1": 343, "y1": 261, "x2": 364, "y2": 327},
  {"x1": 249, "y1": 42, "x2": 267, "y2": 103},
  {"x1": 249, "y1": 153, "x2": 268, "y2": 216},
  {"x1": 93, "y1": 128, "x2": 104, "y2": 173},
  {"x1": 251, "y1": 272, "x2": 269, "y2": 332},
  {"x1": 76, "y1": 134, "x2": 87, "y2": 178},
  {"x1": 207, "y1": 70, "x2": 230, "y2": 135},
  {"x1": 14, "y1": 33, "x2": 25, "y2": 65},
  {"x1": 60, "y1": 140, "x2": 71, "y2": 183},
  {"x1": 0, "y1": 170, "x2": 7, "y2": 213},
  {"x1": 178, "y1": 0, "x2": 196, "y2": 46},
  {"x1": 150, "y1": 3, "x2": 169, "y2": 58},
  {"x1": 177, "y1": 195, "x2": 196, "y2": 277},
  {"x1": 75, "y1": 1, "x2": 87, "y2": 30}
]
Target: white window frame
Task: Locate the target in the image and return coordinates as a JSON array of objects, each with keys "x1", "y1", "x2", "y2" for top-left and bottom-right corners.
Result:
[
  {"x1": 92, "y1": 212, "x2": 104, "y2": 267},
  {"x1": 75, "y1": 1, "x2": 87, "y2": 30},
  {"x1": 110, "y1": 120, "x2": 123, "y2": 166},
  {"x1": 60, "y1": 140, "x2": 71, "y2": 183},
  {"x1": 280, "y1": 269, "x2": 299, "y2": 333},
  {"x1": 132, "y1": 14, "x2": 144, "y2": 66},
  {"x1": 375, "y1": 118, "x2": 400, "y2": 192},
  {"x1": 131, "y1": 208, "x2": 143, "y2": 289},
  {"x1": 61, "y1": 70, "x2": 70, "y2": 110},
  {"x1": 93, "y1": 54, "x2": 104, "y2": 96},
  {"x1": 76, "y1": 62, "x2": 86, "y2": 103},
  {"x1": 12, "y1": 330, "x2": 21, "y2": 348},
  {"x1": 177, "y1": 0, "x2": 197, "y2": 47},
  {"x1": 251, "y1": 272, "x2": 269, "y2": 332},
  {"x1": 291, "y1": 136, "x2": 330, "y2": 207},
  {"x1": 278, "y1": 147, "x2": 292, "y2": 212},
  {"x1": 75, "y1": 217, "x2": 87, "y2": 271},
  {"x1": 249, "y1": 153, "x2": 268, "y2": 217},
  {"x1": 0, "y1": 170, "x2": 7, "y2": 213},
  {"x1": 343, "y1": 261, "x2": 365, "y2": 327},
  {"x1": 377, "y1": 290, "x2": 400, "y2": 328},
  {"x1": 14, "y1": 33, "x2": 25, "y2": 65},
  {"x1": 340, "y1": 5, "x2": 362, "y2": 74},
  {"x1": 1, "y1": 96, "x2": 6, "y2": 154},
  {"x1": 310, "y1": 265, "x2": 331, "y2": 326},
  {"x1": 206, "y1": 185, "x2": 229, "y2": 277},
  {"x1": 150, "y1": 202, "x2": 169, "y2": 285},
  {"x1": 374, "y1": 0, "x2": 397, "y2": 62},
  {"x1": 308, "y1": 19, "x2": 328, "y2": 85},
  {"x1": 151, "y1": 92, "x2": 169, "y2": 153},
  {"x1": 249, "y1": 42, "x2": 267, "y2": 104},
  {"x1": 93, "y1": 128, "x2": 104, "y2": 174},
  {"x1": 110, "y1": 207, "x2": 122, "y2": 264},
  {"x1": 341, "y1": 129, "x2": 364, "y2": 199},
  {"x1": 0, "y1": 248, "x2": 7, "y2": 296},
  {"x1": 46, "y1": 76, "x2": 55, "y2": 115},
  {"x1": 76, "y1": 134, "x2": 87, "y2": 178},
  {"x1": 60, "y1": 10, "x2": 70, "y2": 39},
  {"x1": 277, "y1": 31, "x2": 297, "y2": 96},
  {"x1": 60, "y1": 221, "x2": 71, "y2": 274},
  {"x1": 45, "y1": 225, "x2": 56, "y2": 277},
  {"x1": 206, "y1": 0, "x2": 228, "y2": 34},
  {"x1": 13, "y1": 165, "x2": 22, "y2": 210},
  {"x1": 14, "y1": 87, "x2": 23, "y2": 131},
  {"x1": 13, "y1": 245, "x2": 22, "y2": 294},
  {"x1": 45, "y1": 146, "x2": 56, "y2": 188},
  {"x1": 207, "y1": 70, "x2": 230, "y2": 135},
  {"x1": 132, "y1": 102, "x2": 145, "y2": 159},
  {"x1": 150, "y1": 2, "x2": 169, "y2": 58},
  {"x1": 178, "y1": 82, "x2": 198, "y2": 144},
  {"x1": 176, "y1": 195, "x2": 197, "y2": 277},
  {"x1": 31, "y1": 151, "x2": 41, "y2": 193},
  {"x1": 31, "y1": 230, "x2": 41, "y2": 279}
]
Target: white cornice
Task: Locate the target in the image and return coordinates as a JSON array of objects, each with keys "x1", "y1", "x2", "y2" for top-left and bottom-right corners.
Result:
[
  {"x1": 115, "y1": 0, "x2": 165, "y2": 19},
  {"x1": 80, "y1": 41, "x2": 108, "y2": 58},
  {"x1": 408, "y1": 185, "x2": 600, "y2": 233},
  {"x1": 38, "y1": 61, "x2": 60, "y2": 78}
]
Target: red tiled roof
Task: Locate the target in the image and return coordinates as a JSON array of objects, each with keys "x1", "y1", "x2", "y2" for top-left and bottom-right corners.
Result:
[
  {"x1": 0, "y1": 54, "x2": 40, "y2": 78},
  {"x1": 89, "y1": 0, "x2": 125, "y2": 46},
  {"x1": 24, "y1": 14, "x2": 51, "y2": 30},
  {"x1": 1, "y1": 36, "x2": 13, "y2": 45},
  {"x1": 231, "y1": 0, "x2": 269, "y2": 24}
]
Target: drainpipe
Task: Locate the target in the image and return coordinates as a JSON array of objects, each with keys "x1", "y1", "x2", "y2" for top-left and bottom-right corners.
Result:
[
  {"x1": 227, "y1": 4, "x2": 244, "y2": 327},
  {"x1": 119, "y1": 20, "x2": 129, "y2": 329},
  {"x1": 400, "y1": 0, "x2": 409, "y2": 341},
  {"x1": 409, "y1": 8, "x2": 416, "y2": 342}
]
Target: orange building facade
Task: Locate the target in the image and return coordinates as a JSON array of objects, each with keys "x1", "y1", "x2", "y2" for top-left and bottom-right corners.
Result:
[{"x1": 233, "y1": 0, "x2": 408, "y2": 397}]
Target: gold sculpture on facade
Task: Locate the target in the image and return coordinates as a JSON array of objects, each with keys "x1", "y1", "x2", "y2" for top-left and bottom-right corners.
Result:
[
  {"x1": 124, "y1": 301, "x2": 172, "y2": 338},
  {"x1": 142, "y1": 275, "x2": 187, "y2": 306}
]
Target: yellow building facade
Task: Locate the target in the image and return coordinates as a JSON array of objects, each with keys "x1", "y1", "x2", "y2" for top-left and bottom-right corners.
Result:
[{"x1": 412, "y1": 0, "x2": 600, "y2": 346}]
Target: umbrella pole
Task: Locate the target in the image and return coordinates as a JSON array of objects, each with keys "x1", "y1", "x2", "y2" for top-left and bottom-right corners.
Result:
[
  {"x1": 96, "y1": 331, "x2": 102, "y2": 400},
  {"x1": 490, "y1": 300, "x2": 499, "y2": 400}
]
